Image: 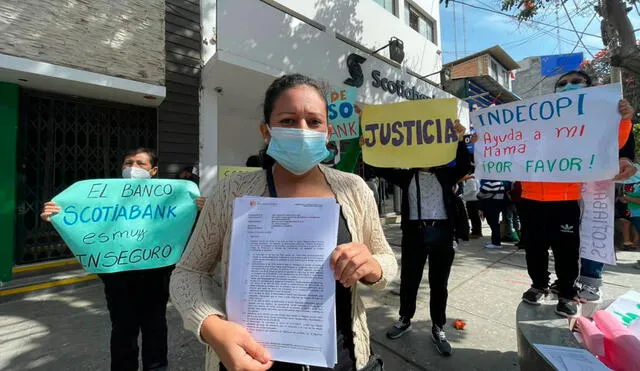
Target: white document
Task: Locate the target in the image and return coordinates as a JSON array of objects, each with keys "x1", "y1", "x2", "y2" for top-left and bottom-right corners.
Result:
[
  {"x1": 580, "y1": 181, "x2": 616, "y2": 265},
  {"x1": 533, "y1": 344, "x2": 611, "y2": 371},
  {"x1": 226, "y1": 196, "x2": 339, "y2": 368}
]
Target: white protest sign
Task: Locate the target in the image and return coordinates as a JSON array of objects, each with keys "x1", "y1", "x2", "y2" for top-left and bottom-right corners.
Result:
[
  {"x1": 472, "y1": 84, "x2": 621, "y2": 182},
  {"x1": 580, "y1": 180, "x2": 616, "y2": 265}
]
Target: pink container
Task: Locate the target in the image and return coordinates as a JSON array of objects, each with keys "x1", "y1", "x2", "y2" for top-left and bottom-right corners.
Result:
[
  {"x1": 593, "y1": 310, "x2": 640, "y2": 371},
  {"x1": 575, "y1": 316, "x2": 605, "y2": 356}
]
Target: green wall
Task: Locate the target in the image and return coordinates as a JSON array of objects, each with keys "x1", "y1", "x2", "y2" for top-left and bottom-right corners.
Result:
[{"x1": 0, "y1": 82, "x2": 18, "y2": 282}]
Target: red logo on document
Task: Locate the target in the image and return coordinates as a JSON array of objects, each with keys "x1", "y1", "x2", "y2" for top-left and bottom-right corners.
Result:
[{"x1": 249, "y1": 200, "x2": 257, "y2": 207}]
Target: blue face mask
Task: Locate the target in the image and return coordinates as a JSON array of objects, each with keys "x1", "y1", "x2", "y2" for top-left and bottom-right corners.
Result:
[
  {"x1": 267, "y1": 127, "x2": 330, "y2": 175},
  {"x1": 556, "y1": 82, "x2": 587, "y2": 92}
]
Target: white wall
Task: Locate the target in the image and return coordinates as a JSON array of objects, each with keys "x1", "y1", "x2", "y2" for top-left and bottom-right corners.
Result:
[
  {"x1": 217, "y1": 0, "x2": 447, "y2": 105},
  {"x1": 271, "y1": 0, "x2": 441, "y2": 78},
  {"x1": 201, "y1": 0, "x2": 217, "y2": 65},
  {"x1": 199, "y1": 84, "x2": 219, "y2": 197}
]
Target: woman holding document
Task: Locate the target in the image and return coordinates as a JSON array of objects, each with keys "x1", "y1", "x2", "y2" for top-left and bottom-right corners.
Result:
[{"x1": 170, "y1": 74, "x2": 398, "y2": 371}]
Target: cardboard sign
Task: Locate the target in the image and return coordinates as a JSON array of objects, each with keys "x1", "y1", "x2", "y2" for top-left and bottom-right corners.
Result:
[
  {"x1": 472, "y1": 84, "x2": 621, "y2": 182},
  {"x1": 51, "y1": 179, "x2": 200, "y2": 273},
  {"x1": 580, "y1": 180, "x2": 616, "y2": 265},
  {"x1": 328, "y1": 87, "x2": 359, "y2": 141},
  {"x1": 218, "y1": 166, "x2": 262, "y2": 180},
  {"x1": 360, "y1": 98, "x2": 460, "y2": 168}
]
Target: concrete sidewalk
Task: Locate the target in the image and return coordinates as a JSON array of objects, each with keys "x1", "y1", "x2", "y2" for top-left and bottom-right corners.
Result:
[{"x1": 1, "y1": 222, "x2": 638, "y2": 371}]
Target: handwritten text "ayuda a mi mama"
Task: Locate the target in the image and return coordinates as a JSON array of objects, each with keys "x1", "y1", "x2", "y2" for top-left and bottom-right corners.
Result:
[{"x1": 363, "y1": 118, "x2": 459, "y2": 147}]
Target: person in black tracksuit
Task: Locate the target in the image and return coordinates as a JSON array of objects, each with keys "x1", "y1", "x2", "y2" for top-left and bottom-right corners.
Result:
[{"x1": 374, "y1": 139, "x2": 470, "y2": 356}]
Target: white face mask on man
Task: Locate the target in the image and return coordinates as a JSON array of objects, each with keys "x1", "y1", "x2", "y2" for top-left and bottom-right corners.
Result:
[{"x1": 122, "y1": 167, "x2": 152, "y2": 179}]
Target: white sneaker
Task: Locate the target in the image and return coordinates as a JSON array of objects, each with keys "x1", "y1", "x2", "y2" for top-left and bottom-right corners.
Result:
[
  {"x1": 485, "y1": 243, "x2": 503, "y2": 249},
  {"x1": 453, "y1": 241, "x2": 458, "y2": 249}
]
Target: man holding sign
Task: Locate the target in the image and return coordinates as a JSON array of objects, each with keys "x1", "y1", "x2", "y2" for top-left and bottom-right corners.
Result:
[
  {"x1": 362, "y1": 98, "x2": 474, "y2": 356},
  {"x1": 41, "y1": 148, "x2": 202, "y2": 371}
]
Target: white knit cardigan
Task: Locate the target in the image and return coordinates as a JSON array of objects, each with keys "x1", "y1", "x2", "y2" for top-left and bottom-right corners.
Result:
[{"x1": 169, "y1": 165, "x2": 398, "y2": 370}]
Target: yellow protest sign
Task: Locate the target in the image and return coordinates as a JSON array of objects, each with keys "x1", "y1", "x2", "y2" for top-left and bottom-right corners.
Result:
[
  {"x1": 361, "y1": 98, "x2": 460, "y2": 168},
  {"x1": 218, "y1": 166, "x2": 261, "y2": 180}
]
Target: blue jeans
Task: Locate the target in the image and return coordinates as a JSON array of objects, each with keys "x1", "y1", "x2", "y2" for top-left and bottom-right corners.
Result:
[{"x1": 580, "y1": 258, "x2": 604, "y2": 279}]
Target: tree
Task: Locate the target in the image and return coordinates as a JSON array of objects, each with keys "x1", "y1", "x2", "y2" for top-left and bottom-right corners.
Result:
[{"x1": 440, "y1": 0, "x2": 640, "y2": 76}]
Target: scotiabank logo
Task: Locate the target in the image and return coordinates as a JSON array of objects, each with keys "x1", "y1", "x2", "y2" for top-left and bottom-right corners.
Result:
[
  {"x1": 343, "y1": 53, "x2": 430, "y2": 100},
  {"x1": 344, "y1": 54, "x2": 366, "y2": 88}
]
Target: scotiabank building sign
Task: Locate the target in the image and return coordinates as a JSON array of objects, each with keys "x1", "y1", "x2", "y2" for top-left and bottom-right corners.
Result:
[{"x1": 343, "y1": 53, "x2": 431, "y2": 100}]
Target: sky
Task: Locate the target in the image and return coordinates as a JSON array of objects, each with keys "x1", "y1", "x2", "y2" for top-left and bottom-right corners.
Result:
[{"x1": 438, "y1": 0, "x2": 640, "y2": 65}]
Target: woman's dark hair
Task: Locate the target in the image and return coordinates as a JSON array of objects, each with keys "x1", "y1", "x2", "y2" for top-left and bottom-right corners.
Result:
[
  {"x1": 123, "y1": 147, "x2": 158, "y2": 167},
  {"x1": 554, "y1": 70, "x2": 593, "y2": 92},
  {"x1": 260, "y1": 74, "x2": 328, "y2": 169},
  {"x1": 263, "y1": 73, "x2": 327, "y2": 124}
]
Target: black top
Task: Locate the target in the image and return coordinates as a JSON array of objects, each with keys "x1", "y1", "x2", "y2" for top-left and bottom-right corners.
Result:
[{"x1": 373, "y1": 141, "x2": 471, "y2": 233}]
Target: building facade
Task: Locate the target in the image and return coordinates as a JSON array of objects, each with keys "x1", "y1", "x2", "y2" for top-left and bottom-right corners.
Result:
[
  {"x1": 198, "y1": 0, "x2": 459, "y2": 196},
  {"x1": 0, "y1": 0, "x2": 201, "y2": 279},
  {"x1": 442, "y1": 46, "x2": 520, "y2": 108},
  {"x1": 512, "y1": 53, "x2": 584, "y2": 100}
]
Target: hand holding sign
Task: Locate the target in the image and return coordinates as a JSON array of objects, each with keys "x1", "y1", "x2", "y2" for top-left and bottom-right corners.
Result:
[
  {"x1": 41, "y1": 201, "x2": 62, "y2": 222},
  {"x1": 49, "y1": 179, "x2": 200, "y2": 273}
]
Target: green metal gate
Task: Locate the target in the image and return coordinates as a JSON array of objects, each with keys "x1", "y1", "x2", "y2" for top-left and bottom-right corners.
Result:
[{"x1": 15, "y1": 90, "x2": 157, "y2": 264}]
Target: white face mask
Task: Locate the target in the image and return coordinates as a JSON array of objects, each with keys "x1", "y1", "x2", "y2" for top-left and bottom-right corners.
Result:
[{"x1": 122, "y1": 167, "x2": 151, "y2": 179}]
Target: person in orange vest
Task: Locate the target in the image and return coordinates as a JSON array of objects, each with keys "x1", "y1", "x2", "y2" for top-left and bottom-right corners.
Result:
[{"x1": 520, "y1": 70, "x2": 636, "y2": 317}]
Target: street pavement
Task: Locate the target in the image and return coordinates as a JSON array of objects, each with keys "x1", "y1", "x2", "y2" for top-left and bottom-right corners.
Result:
[{"x1": 1, "y1": 221, "x2": 639, "y2": 371}]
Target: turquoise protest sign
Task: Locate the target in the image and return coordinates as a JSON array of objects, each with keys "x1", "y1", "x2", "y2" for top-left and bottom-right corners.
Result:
[
  {"x1": 51, "y1": 179, "x2": 200, "y2": 273},
  {"x1": 328, "y1": 87, "x2": 359, "y2": 141}
]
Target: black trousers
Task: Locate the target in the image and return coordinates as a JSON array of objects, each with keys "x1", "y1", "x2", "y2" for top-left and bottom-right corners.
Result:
[
  {"x1": 399, "y1": 221, "x2": 455, "y2": 327},
  {"x1": 98, "y1": 266, "x2": 173, "y2": 371},
  {"x1": 479, "y1": 199, "x2": 507, "y2": 246},
  {"x1": 465, "y1": 200, "x2": 482, "y2": 235},
  {"x1": 519, "y1": 200, "x2": 580, "y2": 299}
]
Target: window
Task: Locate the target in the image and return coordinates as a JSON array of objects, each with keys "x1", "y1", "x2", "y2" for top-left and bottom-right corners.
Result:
[
  {"x1": 490, "y1": 60, "x2": 498, "y2": 80},
  {"x1": 373, "y1": 0, "x2": 396, "y2": 15},
  {"x1": 405, "y1": 2, "x2": 435, "y2": 43},
  {"x1": 502, "y1": 70, "x2": 510, "y2": 87}
]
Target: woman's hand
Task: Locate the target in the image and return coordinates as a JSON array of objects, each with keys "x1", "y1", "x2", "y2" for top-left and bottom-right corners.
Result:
[
  {"x1": 614, "y1": 157, "x2": 637, "y2": 181},
  {"x1": 40, "y1": 201, "x2": 61, "y2": 222},
  {"x1": 331, "y1": 242, "x2": 382, "y2": 288},
  {"x1": 619, "y1": 99, "x2": 635, "y2": 120},
  {"x1": 195, "y1": 197, "x2": 206, "y2": 211},
  {"x1": 201, "y1": 316, "x2": 273, "y2": 371}
]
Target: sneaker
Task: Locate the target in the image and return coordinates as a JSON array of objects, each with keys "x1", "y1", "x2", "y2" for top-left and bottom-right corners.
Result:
[
  {"x1": 431, "y1": 325, "x2": 452, "y2": 356},
  {"x1": 555, "y1": 298, "x2": 579, "y2": 317},
  {"x1": 453, "y1": 241, "x2": 458, "y2": 249},
  {"x1": 485, "y1": 243, "x2": 503, "y2": 249},
  {"x1": 577, "y1": 284, "x2": 602, "y2": 303},
  {"x1": 522, "y1": 287, "x2": 548, "y2": 305},
  {"x1": 386, "y1": 317, "x2": 412, "y2": 339}
]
